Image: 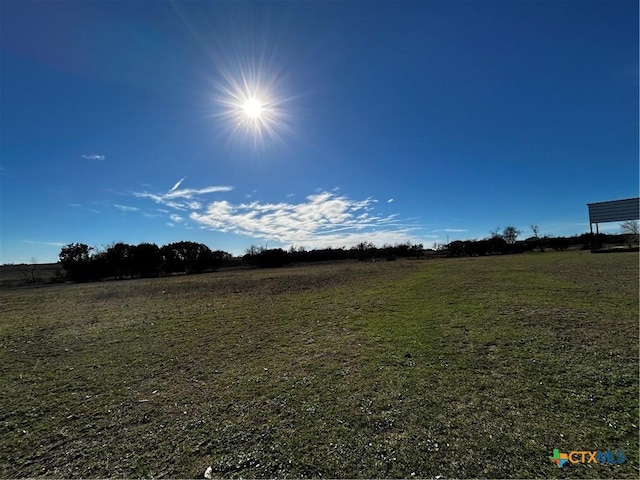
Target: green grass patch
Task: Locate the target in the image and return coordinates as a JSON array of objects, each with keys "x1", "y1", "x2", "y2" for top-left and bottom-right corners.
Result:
[{"x1": 1, "y1": 252, "x2": 638, "y2": 478}]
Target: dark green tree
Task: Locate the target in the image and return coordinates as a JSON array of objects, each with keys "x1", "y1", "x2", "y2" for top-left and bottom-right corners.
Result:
[
  {"x1": 253, "y1": 248, "x2": 290, "y2": 268},
  {"x1": 106, "y1": 242, "x2": 132, "y2": 279},
  {"x1": 210, "y1": 250, "x2": 232, "y2": 271},
  {"x1": 352, "y1": 241, "x2": 375, "y2": 261},
  {"x1": 59, "y1": 243, "x2": 93, "y2": 281},
  {"x1": 131, "y1": 243, "x2": 160, "y2": 278},
  {"x1": 410, "y1": 243, "x2": 424, "y2": 259},
  {"x1": 161, "y1": 241, "x2": 214, "y2": 274}
]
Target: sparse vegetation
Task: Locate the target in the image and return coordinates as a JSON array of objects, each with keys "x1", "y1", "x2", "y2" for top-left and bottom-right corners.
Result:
[
  {"x1": 0, "y1": 263, "x2": 64, "y2": 288},
  {"x1": 1, "y1": 251, "x2": 637, "y2": 478},
  {"x1": 621, "y1": 220, "x2": 639, "y2": 245}
]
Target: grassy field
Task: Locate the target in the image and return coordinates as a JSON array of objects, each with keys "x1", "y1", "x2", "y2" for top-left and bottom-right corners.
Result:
[
  {"x1": 0, "y1": 263, "x2": 63, "y2": 288},
  {"x1": 1, "y1": 251, "x2": 638, "y2": 478}
]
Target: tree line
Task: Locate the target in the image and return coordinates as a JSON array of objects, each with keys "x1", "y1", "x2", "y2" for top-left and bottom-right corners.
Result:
[
  {"x1": 59, "y1": 241, "x2": 232, "y2": 282},
  {"x1": 57, "y1": 223, "x2": 638, "y2": 282},
  {"x1": 440, "y1": 224, "x2": 638, "y2": 257},
  {"x1": 242, "y1": 242, "x2": 425, "y2": 268},
  {"x1": 58, "y1": 240, "x2": 426, "y2": 281}
]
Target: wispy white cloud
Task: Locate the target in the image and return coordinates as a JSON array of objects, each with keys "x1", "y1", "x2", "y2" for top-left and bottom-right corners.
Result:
[
  {"x1": 132, "y1": 182, "x2": 422, "y2": 249},
  {"x1": 387, "y1": 198, "x2": 394, "y2": 203},
  {"x1": 114, "y1": 204, "x2": 140, "y2": 212},
  {"x1": 433, "y1": 228, "x2": 469, "y2": 233},
  {"x1": 82, "y1": 154, "x2": 106, "y2": 160},
  {"x1": 188, "y1": 191, "x2": 417, "y2": 249},
  {"x1": 134, "y1": 180, "x2": 234, "y2": 210}
]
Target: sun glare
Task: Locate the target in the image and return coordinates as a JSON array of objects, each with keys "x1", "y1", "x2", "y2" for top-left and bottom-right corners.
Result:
[
  {"x1": 243, "y1": 97, "x2": 263, "y2": 119},
  {"x1": 214, "y1": 63, "x2": 292, "y2": 148}
]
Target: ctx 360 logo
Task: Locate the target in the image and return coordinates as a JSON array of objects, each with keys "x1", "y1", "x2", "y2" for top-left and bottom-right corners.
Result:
[{"x1": 549, "y1": 449, "x2": 626, "y2": 468}]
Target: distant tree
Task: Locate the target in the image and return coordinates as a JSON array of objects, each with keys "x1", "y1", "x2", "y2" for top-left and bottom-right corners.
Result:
[
  {"x1": 160, "y1": 244, "x2": 180, "y2": 274},
  {"x1": 161, "y1": 241, "x2": 212, "y2": 274},
  {"x1": 131, "y1": 243, "x2": 160, "y2": 278},
  {"x1": 621, "y1": 220, "x2": 639, "y2": 244},
  {"x1": 352, "y1": 241, "x2": 375, "y2": 261},
  {"x1": 530, "y1": 225, "x2": 539, "y2": 238},
  {"x1": 245, "y1": 245, "x2": 263, "y2": 257},
  {"x1": 210, "y1": 250, "x2": 232, "y2": 271},
  {"x1": 59, "y1": 243, "x2": 91, "y2": 267},
  {"x1": 471, "y1": 239, "x2": 490, "y2": 256},
  {"x1": 106, "y1": 242, "x2": 132, "y2": 279},
  {"x1": 529, "y1": 225, "x2": 544, "y2": 252},
  {"x1": 547, "y1": 236, "x2": 569, "y2": 251},
  {"x1": 251, "y1": 248, "x2": 290, "y2": 268},
  {"x1": 394, "y1": 243, "x2": 410, "y2": 257},
  {"x1": 432, "y1": 242, "x2": 445, "y2": 252},
  {"x1": 486, "y1": 235, "x2": 507, "y2": 254},
  {"x1": 59, "y1": 243, "x2": 93, "y2": 281},
  {"x1": 242, "y1": 245, "x2": 263, "y2": 265},
  {"x1": 412, "y1": 243, "x2": 424, "y2": 259},
  {"x1": 88, "y1": 250, "x2": 110, "y2": 280},
  {"x1": 188, "y1": 242, "x2": 213, "y2": 274},
  {"x1": 447, "y1": 240, "x2": 466, "y2": 257},
  {"x1": 502, "y1": 226, "x2": 521, "y2": 245},
  {"x1": 18, "y1": 257, "x2": 38, "y2": 284}
]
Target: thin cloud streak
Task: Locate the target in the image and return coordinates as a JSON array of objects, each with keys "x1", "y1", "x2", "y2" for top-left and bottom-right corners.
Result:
[
  {"x1": 82, "y1": 154, "x2": 105, "y2": 160},
  {"x1": 114, "y1": 204, "x2": 140, "y2": 212},
  {"x1": 169, "y1": 177, "x2": 187, "y2": 193},
  {"x1": 165, "y1": 185, "x2": 234, "y2": 200},
  {"x1": 24, "y1": 240, "x2": 67, "y2": 247}
]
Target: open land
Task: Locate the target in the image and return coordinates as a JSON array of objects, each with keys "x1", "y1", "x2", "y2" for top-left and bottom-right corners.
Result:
[{"x1": 1, "y1": 251, "x2": 638, "y2": 478}]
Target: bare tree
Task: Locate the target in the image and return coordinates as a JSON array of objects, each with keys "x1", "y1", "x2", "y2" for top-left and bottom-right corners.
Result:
[
  {"x1": 621, "y1": 220, "x2": 639, "y2": 243},
  {"x1": 530, "y1": 225, "x2": 544, "y2": 252},
  {"x1": 18, "y1": 257, "x2": 38, "y2": 284},
  {"x1": 530, "y1": 225, "x2": 540, "y2": 238},
  {"x1": 621, "y1": 220, "x2": 639, "y2": 235},
  {"x1": 502, "y1": 226, "x2": 521, "y2": 245}
]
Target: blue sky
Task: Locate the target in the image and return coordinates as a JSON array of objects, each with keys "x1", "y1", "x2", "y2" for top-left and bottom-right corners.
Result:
[{"x1": 1, "y1": 0, "x2": 638, "y2": 263}]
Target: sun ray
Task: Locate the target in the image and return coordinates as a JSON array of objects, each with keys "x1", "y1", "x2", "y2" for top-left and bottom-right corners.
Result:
[{"x1": 213, "y1": 61, "x2": 292, "y2": 149}]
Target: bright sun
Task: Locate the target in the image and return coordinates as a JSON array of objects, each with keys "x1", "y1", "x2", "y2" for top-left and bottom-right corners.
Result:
[
  {"x1": 214, "y1": 64, "x2": 290, "y2": 147},
  {"x1": 242, "y1": 97, "x2": 263, "y2": 119}
]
